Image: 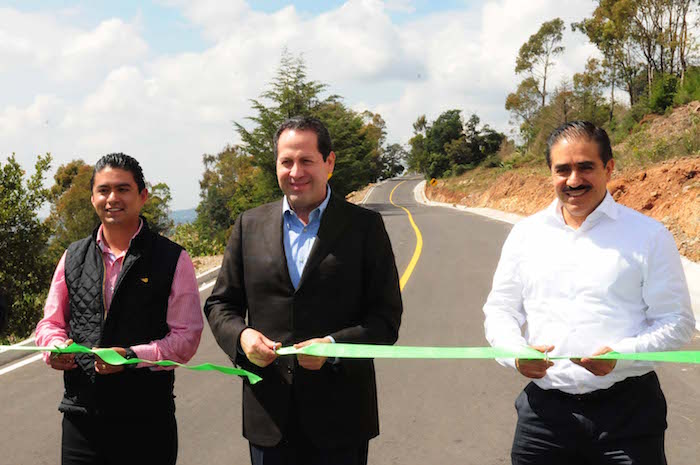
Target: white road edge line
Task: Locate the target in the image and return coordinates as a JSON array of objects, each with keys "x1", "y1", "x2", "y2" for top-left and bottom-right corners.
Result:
[
  {"x1": 0, "y1": 353, "x2": 43, "y2": 376},
  {"x1": 360, "y1": 186, "x2": 375, "y2": 205},
  {"x1": 199, "y1": 280, "x2": 216, "y2": 292},
  {"x1": 1, "y1": 265, "x2": 223, "y2": 376},
  {"x1": 196, "y1": 265, "x2": 221, "y2": 279}
]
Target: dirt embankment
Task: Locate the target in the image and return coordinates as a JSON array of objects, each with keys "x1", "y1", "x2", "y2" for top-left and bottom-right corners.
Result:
[{"x1": 427, "y1": 157, "x2": 700, "y2": 262}]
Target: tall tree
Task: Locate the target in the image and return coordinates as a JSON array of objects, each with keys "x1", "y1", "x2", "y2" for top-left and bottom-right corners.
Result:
[
  {"x1": 573, "y1": 58, "x2": 609, "y2": 124},
  {"x1": 235, "y1": 51, "x2": 332, "y2": 194},
  {"x1": 515, "y1": 18, "x2": 566, "y2": 107},
  {"x1": 195, "y1": 145, "x2": 266, "y2": 244},
  {"x1": 142, "y1": 182, "x2": 174, "y2": 235},
  {"x1": 46, "y1": 162, "x2": 98, "y2": 265},
  {"x1": 505, "y1": 77, "x2": 541, "y2": 149},
  {"x1": 407, "y1": 115, "x2": 429, "y2": 173},
  {"x1": 425, "y1": 109, "x2": 463, "y2": 155},
  {"x1": 233, "y1": 52, "x2": 388, "y2": 199},
  {"x1": 379, "y1": 144, "x2": 407, "y2": 179},
  {"x1": 572, "y1": 0, "x2": 636, "y2": 114},
  {"x1": 0, "y1": 154, "x2": 53, "y2": 340}
]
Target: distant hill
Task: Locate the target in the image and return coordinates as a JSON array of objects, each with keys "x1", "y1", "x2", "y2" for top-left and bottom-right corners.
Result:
[{"x1": 170, "y1": 208, "x2": 196, "y2": 225}]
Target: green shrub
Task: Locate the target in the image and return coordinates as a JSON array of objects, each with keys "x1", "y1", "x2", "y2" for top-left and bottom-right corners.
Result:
[
  {"x1": 649, "y1": 73, "x2": 679, "y2": 114},
  {"x1": 169, "y1": 223, "x2": 225, "y2": 257},
  {"x1": 426, "y1": 152, "x2": 451, "y2": 179},
  {"x1": 674, "y1": 67, "x2": 700, "y2": 105}
]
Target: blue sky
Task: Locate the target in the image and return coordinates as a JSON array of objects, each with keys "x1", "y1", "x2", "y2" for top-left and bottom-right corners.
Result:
[{"x1": 0, "y1": 0, "x2": 599, "y2": 209}]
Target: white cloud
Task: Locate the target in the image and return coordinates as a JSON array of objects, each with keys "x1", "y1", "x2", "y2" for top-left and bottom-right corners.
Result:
[
  {"x1": 57, "y1": 19, "x2": 149, "y2": 81},
  {"x1": 383, "y1": 0, "x2": 415, "y2": 14},
  {"x1": 2, "y1": 1, "x2": 603, "y2": 209}
]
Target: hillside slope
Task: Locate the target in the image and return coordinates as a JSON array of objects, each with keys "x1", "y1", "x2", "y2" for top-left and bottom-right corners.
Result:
[{"x1": 425, "y1": 103, "x2": 700, "y2": 262}]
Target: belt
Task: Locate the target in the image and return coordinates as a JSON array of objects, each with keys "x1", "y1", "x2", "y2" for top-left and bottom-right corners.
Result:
[{"x1": 528, "y1": 371, "x2": 657, "y2": 402}]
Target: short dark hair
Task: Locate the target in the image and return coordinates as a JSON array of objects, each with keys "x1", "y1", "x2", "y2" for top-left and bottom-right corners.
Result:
[
  {"x1": 273, "y1": 116, "x2": 333, "y2": 161},
  {"x1": 545, "y1": 121, "x2": 613, "y2": 168},
  {"x1": 90, "y1": 153, "x2": 146, "y2": 192}
]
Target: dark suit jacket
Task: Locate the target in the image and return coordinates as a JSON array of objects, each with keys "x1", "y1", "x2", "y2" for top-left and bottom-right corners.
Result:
[{"x1": 204, "y1": 193, "x2": 403, "y2": 448}]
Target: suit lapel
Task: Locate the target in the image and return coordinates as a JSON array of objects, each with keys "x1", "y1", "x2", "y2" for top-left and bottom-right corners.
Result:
[
  {"x1": 297, "y1": 193, "x2": 349, "y2": 290},
  {"x1": 264, "y1": 200, "x2": 294, "y2": 291}
]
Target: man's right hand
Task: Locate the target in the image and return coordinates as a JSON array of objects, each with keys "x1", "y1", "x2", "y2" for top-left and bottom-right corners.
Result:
[
  {"x1": 515, "y1": 345, "x2": 554, "y2": 379},
  {"x1": 49, "y1": 339, "x2": 77, "y2": 371},
  {"x1": 240, "y1": 328, "x2": 280, "y2": 367}
]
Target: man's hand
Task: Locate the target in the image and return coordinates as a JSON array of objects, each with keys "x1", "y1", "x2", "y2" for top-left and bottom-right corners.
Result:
[
  {"x1": 94, "y1": 347, "x2": 127, "y2": 375},
  {"x1": 571, "y1": 346, "x2": 616, "y2": 376},
  {"x1": 516, "y1": 345, "x2": 555, "y2": 379},
  {"x1": 240, "y1": 328, "x2": 280, "y2": 368},
  {"x1": 294, "y1": 337, "x2": 332, "y2": 371},
  {"x1": 49, "y1": 339, "x2": 77, "y2": 371}
]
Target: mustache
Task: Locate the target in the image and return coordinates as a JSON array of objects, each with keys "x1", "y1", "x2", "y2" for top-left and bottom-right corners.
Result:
[{"x1": 562, "y1": 185, "x2": 591, "y2": 193}]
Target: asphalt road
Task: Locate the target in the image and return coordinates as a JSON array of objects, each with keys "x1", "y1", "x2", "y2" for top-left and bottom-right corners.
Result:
[{"x1": 1, "y1": 177, "x2": 698, "y2": 464}]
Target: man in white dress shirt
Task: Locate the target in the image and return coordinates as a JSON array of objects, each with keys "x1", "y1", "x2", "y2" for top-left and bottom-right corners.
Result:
[{"x1": 483, "y1": 121, "x2": 696, "y2": 465}]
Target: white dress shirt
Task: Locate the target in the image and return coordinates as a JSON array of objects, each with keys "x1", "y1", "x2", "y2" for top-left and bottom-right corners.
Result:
[{"x1": 483, "y1": 192, "x2": 696, "y2": 394}]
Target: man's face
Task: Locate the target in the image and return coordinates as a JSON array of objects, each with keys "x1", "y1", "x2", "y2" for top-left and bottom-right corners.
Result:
[
  {"x1": 91, "y1": 167, "x2": 148, "y2": 227},
  {"x1": 276, "y1": 129, "x2": 335, "y2": 217},
  {"x1": 550, "y1": 138, "x2": 613, "y2": 226}
]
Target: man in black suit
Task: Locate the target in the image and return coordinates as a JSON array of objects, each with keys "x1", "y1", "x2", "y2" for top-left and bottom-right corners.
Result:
[{"x1": 204, "y1": 116, "x2": 403, "y2": 465}]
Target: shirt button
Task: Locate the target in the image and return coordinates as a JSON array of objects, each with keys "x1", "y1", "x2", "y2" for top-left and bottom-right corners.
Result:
[{"x1": 303, "y1": 227, "x2": 307, "y2": 233}]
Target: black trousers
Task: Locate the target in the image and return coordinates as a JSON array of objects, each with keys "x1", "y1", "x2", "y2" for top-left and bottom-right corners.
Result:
[
  {"x1": 512, "y1": 372, "x2": 667, "y2": 465},
  {"x1": 249, "y1": 440, "x2": 369, "y2": 465},
  {"x1": 62, "y1": 412, "x2": 178, "y2": 465}
]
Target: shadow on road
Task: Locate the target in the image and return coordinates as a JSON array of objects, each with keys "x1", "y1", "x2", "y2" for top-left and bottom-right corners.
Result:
[{"x1": 363, "y1": 203, "x2": 413, "y2": 215}]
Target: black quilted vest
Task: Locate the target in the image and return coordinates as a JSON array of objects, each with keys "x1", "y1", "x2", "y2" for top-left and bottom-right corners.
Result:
[{"x1": 61, "y1": 219, "x2": 183, "y2": 417}]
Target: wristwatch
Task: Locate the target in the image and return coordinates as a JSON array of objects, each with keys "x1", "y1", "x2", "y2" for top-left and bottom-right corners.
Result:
[{"x1": 124, "y1": 347, "x2": 138, "y2": 370}]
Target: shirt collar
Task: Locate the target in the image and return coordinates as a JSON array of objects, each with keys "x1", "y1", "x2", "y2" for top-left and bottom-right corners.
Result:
[
  {"x1": 549, "y1": 190, "x2": 618, "y2": 227},
  {"x1": 282, "y1": 186, "x2": 332, "y2": 223},
  {"x1": 96, "y1": 218, "x2": 144, "y2": 255}
]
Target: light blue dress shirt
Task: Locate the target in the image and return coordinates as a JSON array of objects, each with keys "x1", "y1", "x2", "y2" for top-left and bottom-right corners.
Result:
[{"x1": 282, "y1": 187, "x2": 332, "y2": 290}]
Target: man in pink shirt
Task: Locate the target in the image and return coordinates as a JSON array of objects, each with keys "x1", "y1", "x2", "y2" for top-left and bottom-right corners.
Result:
[{"x1": 36, "y1": 153, "x2": 203, "y2": 465}]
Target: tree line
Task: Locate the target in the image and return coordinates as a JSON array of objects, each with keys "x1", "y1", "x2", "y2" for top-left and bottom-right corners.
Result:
[{"x1": 506, "y1": 0, "x2": 700, "y2": 155}]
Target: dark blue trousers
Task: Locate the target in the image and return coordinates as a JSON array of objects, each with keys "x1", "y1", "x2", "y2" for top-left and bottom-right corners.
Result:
[{"x1": 512, "y1": 372, "x2": 667, "y2": 465}]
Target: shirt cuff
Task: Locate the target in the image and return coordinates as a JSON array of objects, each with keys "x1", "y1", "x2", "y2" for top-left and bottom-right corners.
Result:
[
  {"x1": 324, "y1": 335, "x2": 339, "y2": 364},
  {"x1": 130, "y1": 344, "x2": 159, "y2": 369},
  {"x1": 608, "y1": 339, "x2": 639, "y2": 373}
]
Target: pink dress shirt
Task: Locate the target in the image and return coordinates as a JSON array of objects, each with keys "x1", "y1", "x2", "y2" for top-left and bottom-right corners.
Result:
[{"x1": 36, "y1": 223, "x2": 204, "y2": 368}]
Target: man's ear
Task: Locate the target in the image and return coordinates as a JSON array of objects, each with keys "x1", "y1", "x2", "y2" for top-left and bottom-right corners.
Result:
[
  {"x1": 605, "y1": 159, "x2": 615, "y2": 180},
  {"x1": 326, "y1": 151, "x2": 336, "y2": 173}
]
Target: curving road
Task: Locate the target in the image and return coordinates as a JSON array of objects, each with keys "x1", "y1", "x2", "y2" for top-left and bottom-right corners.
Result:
[{"x1": 1, "y1": 177, "x2": 698, "y2": 464}]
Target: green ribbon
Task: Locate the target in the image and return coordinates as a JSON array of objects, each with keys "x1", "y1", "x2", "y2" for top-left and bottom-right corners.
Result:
[
  {"x1": 4, "y1": 343, "x2": 700, "y2": 386},
  {"x1": 0, "y1": 343, "x2": 262, "y2": 384},
  {"x1": 277, "y1": 343, "x2": 700, "y2": 364},
  {"x1": 276, "y1": 344, "x2": 543, "y2": 359}
]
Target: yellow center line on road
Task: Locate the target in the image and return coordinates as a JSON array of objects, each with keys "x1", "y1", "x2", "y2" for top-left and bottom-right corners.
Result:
[{"x1": 389, "y1": 181, "x2": 423, "y2": 291}]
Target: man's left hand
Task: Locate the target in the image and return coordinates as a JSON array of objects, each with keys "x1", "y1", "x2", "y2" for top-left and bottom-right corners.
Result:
[
  {"x1": 94, "y1": 347, "x2": 127, "y2": 375},
  {"x1": 294, "y1": 337, "x2": 332, "y2": 370},
  {"x1": 571, "y1": 346, "x2": 616, "y2": 376}
]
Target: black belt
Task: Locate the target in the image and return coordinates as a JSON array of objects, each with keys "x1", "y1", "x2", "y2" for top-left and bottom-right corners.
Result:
[{"x1": 528, "y1": 371, "x2": 657, "y2": 403}]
